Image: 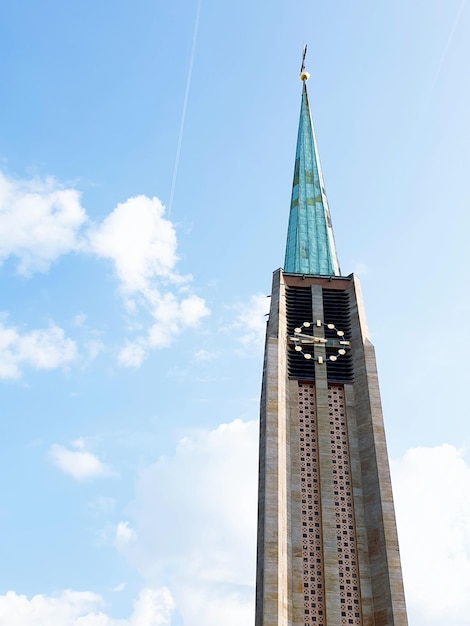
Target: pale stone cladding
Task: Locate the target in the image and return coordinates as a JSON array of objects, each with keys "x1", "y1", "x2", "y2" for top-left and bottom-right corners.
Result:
[{"x1": 255, "y1": 269, "x2": 408, "y2": 626}]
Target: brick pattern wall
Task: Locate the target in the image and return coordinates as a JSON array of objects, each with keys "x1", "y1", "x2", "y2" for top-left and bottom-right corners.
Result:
[
  {"x1": 298, "y1": 383, "x2": 363, "y2": 626},
  {"x1": 299, "y1": 383, "x2": 325, "y2": 625},
  {"x1": 328, "y1": 385, "x2": 362, "y2": 626}
]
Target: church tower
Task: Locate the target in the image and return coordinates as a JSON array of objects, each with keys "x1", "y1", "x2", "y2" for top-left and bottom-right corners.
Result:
[{"x1": 255, "y1": 56, "x2": 408, "y2": 626}]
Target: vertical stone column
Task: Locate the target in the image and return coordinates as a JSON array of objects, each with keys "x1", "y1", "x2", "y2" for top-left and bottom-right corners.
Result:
[
  {"x1": 256, "y1": 269, "x2": 289, "y2": 626},
  {"x1": 343, "y1": 383, "x2": 374, "y2": 626},
  {"x1": 349, "y1": 276, "x2": 408, "y2": 626}
]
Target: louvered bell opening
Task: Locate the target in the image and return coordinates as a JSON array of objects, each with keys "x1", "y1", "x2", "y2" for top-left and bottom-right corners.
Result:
[
  {"x1": 322, "y1": 289, "x2": 354, "y2": 382},
  {"x1": 286, "y1": 286, "x2": 314, "y2": 380}
]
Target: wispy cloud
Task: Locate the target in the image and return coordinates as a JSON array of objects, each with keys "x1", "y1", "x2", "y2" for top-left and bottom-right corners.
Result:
[
  {"x1": 0, "y1": 319, "x2": 77, "y2": 379},
  {"x1": 88, "y1": 195, "x2": 210, "y2": 367},
  {"x1": 49, "y1": 440, "x2": 116, "y2": 481},
  {"x1": 0, "y1": 172, "x2": 87, "y2": 275},
  {"x1": 193, "y1": 349, "x2": 220, "y2": 362},
  {"x1": 0, "y1": 171, "x2": 210, "y2": 371},
  {"x1": 229, "y1": 293, "x2": 269, "y2": 355},
  {"x1": 115, "y1": 521, "x2": 136, "y2": 547},
  {"x1": 0, "y1": 587, "x2": 174, "y2": 625}
]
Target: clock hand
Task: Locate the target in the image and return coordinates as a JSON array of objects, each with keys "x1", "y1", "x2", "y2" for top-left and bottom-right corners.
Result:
[{"x1": 291, "y1": 333, "x2": 328, "y2": 343}]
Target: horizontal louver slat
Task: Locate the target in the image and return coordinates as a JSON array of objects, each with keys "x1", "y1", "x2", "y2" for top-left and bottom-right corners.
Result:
[
  {"x1": 286, "y1": 287, "x2": 315, "y2": 380},
  {"x1": 323, "y1": 289, "x2": 354, "y2": 383},
  {"x1": 285, "y1": 286, "x2": 354, "y2": 382}
]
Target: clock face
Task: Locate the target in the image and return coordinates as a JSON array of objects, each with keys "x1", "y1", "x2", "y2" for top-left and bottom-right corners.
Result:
[{"x1": 290, "y1": 320, "x2": 350, "y2": 364}]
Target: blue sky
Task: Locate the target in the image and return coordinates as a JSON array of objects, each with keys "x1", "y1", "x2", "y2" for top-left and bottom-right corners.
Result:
[{"x1": 0, "y1": 1, "x2": 469, "y2": 624}]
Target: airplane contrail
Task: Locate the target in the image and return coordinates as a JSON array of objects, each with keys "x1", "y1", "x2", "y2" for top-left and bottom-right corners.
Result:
[
  {"x1": 431, "y1": 0, "x2": 467, "y2": 89},
  {"x1": 168, "y1": 0, "x2": 202, "y2": 216}
]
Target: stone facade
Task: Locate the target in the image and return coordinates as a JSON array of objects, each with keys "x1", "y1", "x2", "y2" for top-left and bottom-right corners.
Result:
[{"x1": 255, "y1": 271, "x2": 408, "y2": 626}]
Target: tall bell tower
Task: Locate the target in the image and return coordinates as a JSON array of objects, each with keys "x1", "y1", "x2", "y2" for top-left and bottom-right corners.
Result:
[{"x1": 255, "y1": 54, "x2": 408, "y2": 626}]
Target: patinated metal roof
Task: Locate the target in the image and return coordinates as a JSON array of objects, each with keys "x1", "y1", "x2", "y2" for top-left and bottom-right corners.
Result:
[{"x1": 284, "y1": 80, "x2": 340, "y2": 276}]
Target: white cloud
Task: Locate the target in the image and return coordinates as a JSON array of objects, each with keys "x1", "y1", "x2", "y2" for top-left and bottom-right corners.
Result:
[
  {"x1": 88, "y1": 195, "x2": 181, "y2": 293},
  {"x1": 115, "y1": 521, "x2": 136, "y2": 547},
  {"x1": 230, "y1": 293, "x2": 269, "y2": 354},
  {"x1": 0, "y1": 171, "x2": 209, "y2": 368},
  {"x1": 113, "y1": 420, "x2": 470, "y2": 626},
  {"x1": 118, "y1": 341, "x2": 147, "y2": 368},
  {"x1": 88, "y1": 195, "x2": 210, "y2": 366},
  {"x1": 116, "y1": 291, "x2": 209, "y2": 367},
  {"x1": 0, "y1": 320, "x2": 77, "y2": 379},
  {"x1": 193, "y1": 349, "x2": 219, "y2": 362},
  {"x1": 0, "y1": 172, "x2": 87, "y2": 275},
  {"x1": 392, "y1": 444, "x2": 470, "y2": 625},
  {"x1": 0, "y1": 587, "x2": 173, "y2": 626},
  {"x1": 117, "y1": 419, "x2": 258, "y2": 626},
  {"x1": 174, "y1": 585, "x2": 253, "y2": 626},
  {"x1": 49, "y1": 441, "x2": 115, "y2": 481},
  {"x1": 146, "y1": 292, "x2": 209, "y2": 350},
  {"x1": 128, "y1": 588, "x2": 174, "y2": 626}
]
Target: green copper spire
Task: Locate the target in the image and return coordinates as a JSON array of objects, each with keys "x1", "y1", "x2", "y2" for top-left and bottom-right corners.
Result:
[{"x1": 284, "y1": 67, "x2": 340, "y2": 276}]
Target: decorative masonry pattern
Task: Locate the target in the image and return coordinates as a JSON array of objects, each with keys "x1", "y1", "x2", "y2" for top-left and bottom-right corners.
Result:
[
  {"x1": 299, "y1": 383, "x2": 325, "y2": 625},
  {"x1": 297, "y1": 383, "x2": 362, "y2": 626},
  {"x1": 328, "y1": 385, "x2": 362, "y2": 626}
]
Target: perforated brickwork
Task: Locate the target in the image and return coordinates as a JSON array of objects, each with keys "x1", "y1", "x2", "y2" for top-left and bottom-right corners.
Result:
[
  {"x1": 298, "y1": 383, "x2": 325, "y2": 625},
  {"x1": 297, "y1": 383, "x2": 363, "y2": 626},
  {"x1": 328, "y1": 385, "x2": 362, "y2": 626}
]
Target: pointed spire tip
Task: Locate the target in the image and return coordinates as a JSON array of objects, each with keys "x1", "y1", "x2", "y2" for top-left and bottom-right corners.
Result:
[
  {"x1": 299, "y1": 44, "x2": 309, "y2": 81},
  {"x1": 284, "y1": 54, "x2": 341, "y2": 276}
]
